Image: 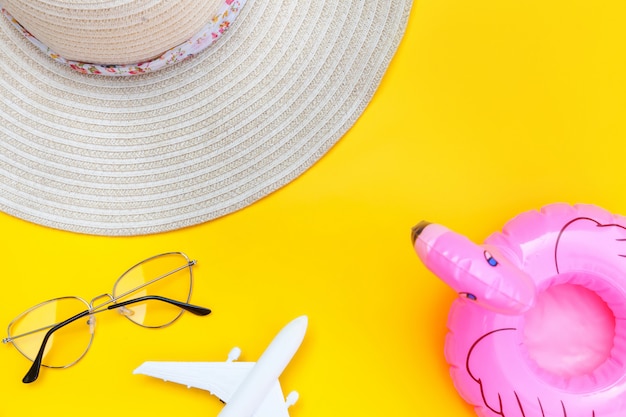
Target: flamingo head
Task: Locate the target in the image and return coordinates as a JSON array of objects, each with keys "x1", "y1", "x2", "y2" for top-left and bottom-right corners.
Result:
[{"x1": 412, "y1": 221, "x2": 536, "y2": 315}]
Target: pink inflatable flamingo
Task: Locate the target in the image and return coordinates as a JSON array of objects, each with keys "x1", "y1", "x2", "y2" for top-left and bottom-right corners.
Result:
[{"x1": 412, "y1": 204, "x2": 626, "y2": 417}]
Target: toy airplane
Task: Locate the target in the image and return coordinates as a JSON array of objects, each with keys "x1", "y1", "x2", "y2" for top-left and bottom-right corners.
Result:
[{"x1": 133, "y1": 315, "x2": 308, "y2": 417}]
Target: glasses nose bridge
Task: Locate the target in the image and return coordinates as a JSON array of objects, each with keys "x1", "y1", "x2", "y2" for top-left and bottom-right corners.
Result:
[{"x1": 89, "y1": 293, "x2": 114, "y2": 310}]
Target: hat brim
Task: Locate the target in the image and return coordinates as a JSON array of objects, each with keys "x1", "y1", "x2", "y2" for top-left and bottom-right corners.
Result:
[{"x1": 0, "y1": 0, "x2": 413, "y2": 236}]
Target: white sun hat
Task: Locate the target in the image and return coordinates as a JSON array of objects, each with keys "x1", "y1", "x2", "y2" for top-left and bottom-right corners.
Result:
[{"x1": 0, "y1": 0, "x2": 413, "y2": 236}]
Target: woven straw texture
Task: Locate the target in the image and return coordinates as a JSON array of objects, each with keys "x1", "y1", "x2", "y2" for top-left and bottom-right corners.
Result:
[{"x1": 0, "y1": 0, "x2": 413, "y2": 236}]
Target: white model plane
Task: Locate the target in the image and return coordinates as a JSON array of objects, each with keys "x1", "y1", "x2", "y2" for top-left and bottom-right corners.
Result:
[{"x1": 133, "y1": 315, "x2": 308, "y2": 417}]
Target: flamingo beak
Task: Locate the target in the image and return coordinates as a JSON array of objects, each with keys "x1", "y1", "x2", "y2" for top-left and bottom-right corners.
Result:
[{"x1": 411, "y1": 221, "x2": 431, "y2": 245}]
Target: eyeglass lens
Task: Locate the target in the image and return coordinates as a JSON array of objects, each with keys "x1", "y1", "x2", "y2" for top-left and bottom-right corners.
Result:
[
  {"x1": 8, "y1": 297, "x2": 93, "y2": 368},
  {"x1": 112, "y1": 252, "x2": 193, "y2": 328}
]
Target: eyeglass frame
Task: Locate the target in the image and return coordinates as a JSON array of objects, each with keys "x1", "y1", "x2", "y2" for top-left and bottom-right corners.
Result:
[{"x1": 2, "y1": 252, "x2": 211, "y2": 384}]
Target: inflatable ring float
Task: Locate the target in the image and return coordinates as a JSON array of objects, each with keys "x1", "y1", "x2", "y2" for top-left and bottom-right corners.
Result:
[{"x1": 411, "y1": 203, "x2": 626, "y2": 417}]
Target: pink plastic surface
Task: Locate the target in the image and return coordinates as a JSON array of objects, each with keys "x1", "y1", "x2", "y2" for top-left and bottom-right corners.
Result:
[{"x1": 413, "y1": 203, "x2": 626, "y2": 417}]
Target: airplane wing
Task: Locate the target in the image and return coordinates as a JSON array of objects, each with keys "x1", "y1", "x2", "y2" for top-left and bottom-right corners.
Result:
[
  {"x1": 134, "y1": 361, "x2": 255, "y2": 403},
  {"x1": 251, "y1": 380, "x2": 292, "y2": 417}
]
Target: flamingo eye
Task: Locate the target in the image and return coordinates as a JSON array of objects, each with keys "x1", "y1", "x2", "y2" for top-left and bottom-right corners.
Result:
[
  {"x1": 484, "y1": 250, "x2": 498, "y2": 266},
  {"x1": 460, "y1": 292, "x2": 477, "y2": 301}
]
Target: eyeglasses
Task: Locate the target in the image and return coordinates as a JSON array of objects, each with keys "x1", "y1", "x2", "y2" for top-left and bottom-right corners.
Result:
[{"x1": 2, "y1": 252, "x2": 211, "y2": 384}]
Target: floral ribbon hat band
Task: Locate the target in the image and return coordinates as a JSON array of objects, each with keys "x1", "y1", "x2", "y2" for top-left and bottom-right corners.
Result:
[{"x1": 1, "y1": 0, "x2": 244, "y2": 75}]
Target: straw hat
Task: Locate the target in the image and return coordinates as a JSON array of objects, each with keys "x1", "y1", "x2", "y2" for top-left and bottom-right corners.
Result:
[{"x1": 0, "y1": 0, "x2": 413, "y2": 236}]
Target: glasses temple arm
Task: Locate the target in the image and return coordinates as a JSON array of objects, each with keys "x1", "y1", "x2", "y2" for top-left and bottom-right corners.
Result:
[
  {"x1": 22, "y1": 296, "x2": 209, "y2": 384},
  {"x1": 22, "y1": 309, "x2": 91, "y2": 384},
  {"x1": 107, "y1": 296, "x2": 211, "y2": 316}
]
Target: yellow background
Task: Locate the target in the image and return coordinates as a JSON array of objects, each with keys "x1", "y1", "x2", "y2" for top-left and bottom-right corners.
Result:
[{"x1": 2, "y1": 1, "x2": 626, "y2": 415}]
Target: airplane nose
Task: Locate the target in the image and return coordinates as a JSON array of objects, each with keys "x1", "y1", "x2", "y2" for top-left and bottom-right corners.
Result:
[{"x1": 411, "y1": 221, "x2": 431, "y2": 244}]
